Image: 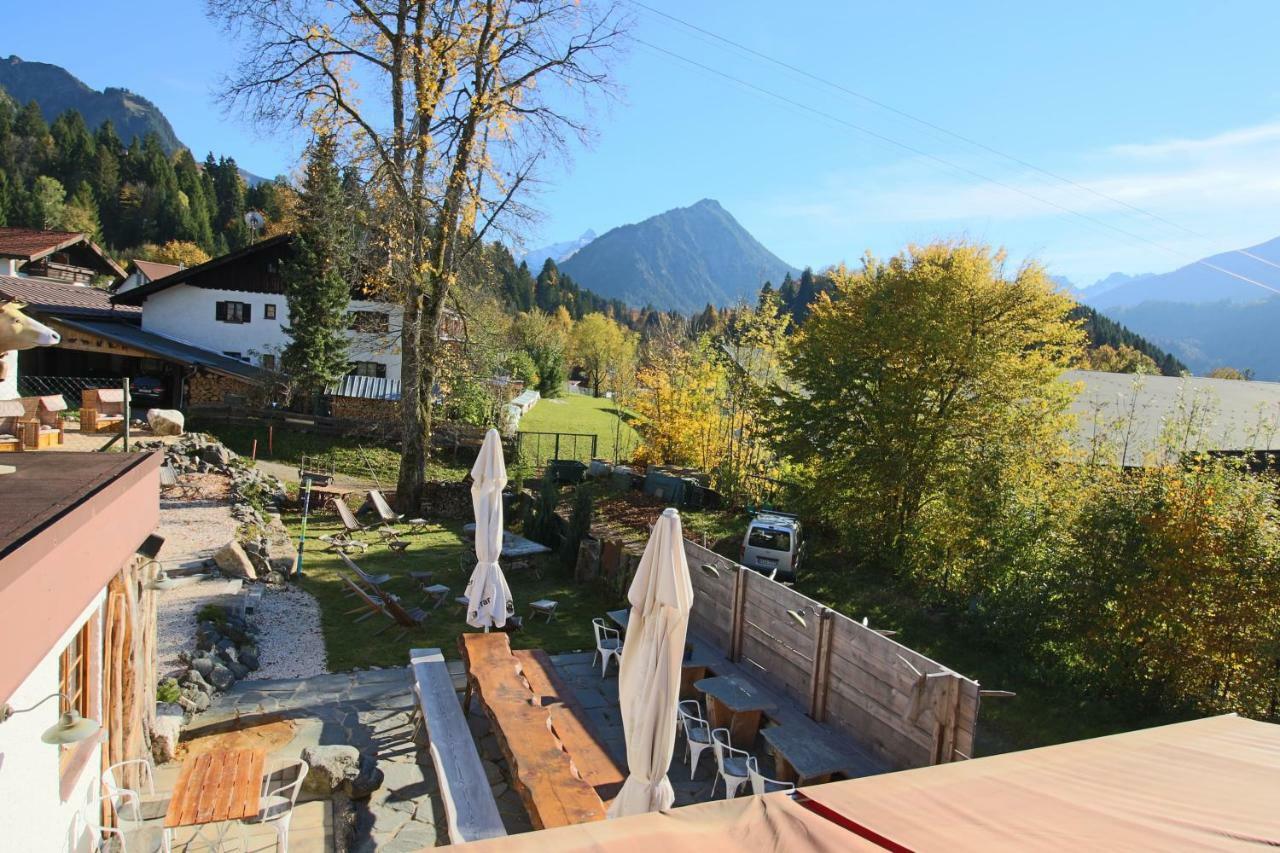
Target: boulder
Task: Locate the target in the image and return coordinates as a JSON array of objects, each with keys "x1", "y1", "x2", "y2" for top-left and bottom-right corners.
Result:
[
  {"x1": 213, "y1": 540, "x2": 257, "y2": 580},
  {"x1": 343, "y1": 754, "x2": 385, "y2": 800},
  {"x1": 226, "y1": 660, "x2": 250, "y2": 680},
  {"x1": 179, "y1": 686, "x2": 210, "y2": 713},
  {"x1": 146, "y1": 408, "x2": 185, "y2": 436},
  {"x1": 301, "y1": 745, "x2": 361, "y2": 796},
  {"x1": 152, "y1": 703, "x2": 185, "y2": 763},
  {"x1": 239, "y1": 649, "x2": 260, "y2": 671},
  {"x1": 208, "y1": 663, "x2": 235, "y2": 691},
  {"x1": 182, "y1": 668, "x2": 212, "y2": 694},
  {"x1": 189, "y1": 654, "x2": 215, "y2": 680}
]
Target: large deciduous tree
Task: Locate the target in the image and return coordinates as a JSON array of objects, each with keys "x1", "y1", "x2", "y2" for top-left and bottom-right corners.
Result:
[
  {"x1": 209, "y1": 0, "x2": 624, "y2": 511},
  {"x1": 281, "y1": 134, "x2": 353, "y2": 410},
  {"x1": 774, "y1": 241, "x2": 1084, "y2": 570}
]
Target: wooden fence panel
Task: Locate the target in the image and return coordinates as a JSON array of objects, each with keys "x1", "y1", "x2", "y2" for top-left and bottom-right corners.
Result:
[
  {"x1": 684, "y1": 541, "x2": 737, "y2": 654},
  {"x1": 738, "y1": 572, "x2": 817, "y2": 708}
]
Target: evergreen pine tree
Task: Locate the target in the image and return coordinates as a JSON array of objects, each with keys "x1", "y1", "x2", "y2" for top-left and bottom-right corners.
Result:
[{"x1": 281, "y1": 134, "x2": 353, "y2": 410}]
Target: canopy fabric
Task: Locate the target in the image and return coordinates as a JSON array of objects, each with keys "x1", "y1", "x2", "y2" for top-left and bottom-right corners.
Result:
[
  {"x1": 95, "y1": 387, "x2": 128, "y2": 403},
  {"x1": 801, "y1": 714, "x2": 1280, "y2": 851},
  {"x1": 453, "y1": 790, "x2": 878, "y2": 852},
  {"x1": 464, "y1": 428, "x2": 513, "y2": 629},
  {"x1": 0, "y1": 399, "x2": 24, "y2": 417},
  {"x1": 35, "y1": 395, "x2": 66, "y2": 412},
  {"x1": 608, "y1": 507, "x2": 695, "y2": 818}
]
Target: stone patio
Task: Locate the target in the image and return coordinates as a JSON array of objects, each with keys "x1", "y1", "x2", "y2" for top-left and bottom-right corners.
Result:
[{"x1": 159, "y1": 649, "x2": 728, "y2": 851}]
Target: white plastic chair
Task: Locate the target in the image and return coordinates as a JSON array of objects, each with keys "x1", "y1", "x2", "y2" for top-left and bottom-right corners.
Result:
[
  {"x1": 747, "y1": 755, "x2": 796, "y2": 795},
  {"x1": 678, "y1": 703, "x2": 714, "y2": 780},
  {"x1": 591, "y1": 617, "x2": 623, "y2": 678},
  {"x1": 710, "y1": 727, "x2": 751, "y2": 799},
  {"x1": 102, "y1": 760, "x2": 172, "y2": 852},
  {"x1": 242, "y1": 758, "x2": 309, "y2": 853}
]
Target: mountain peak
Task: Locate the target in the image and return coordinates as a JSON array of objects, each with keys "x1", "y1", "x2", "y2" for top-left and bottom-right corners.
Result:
[{"x1": 558, "y1": 200, "x2": 798, "y2": 313}]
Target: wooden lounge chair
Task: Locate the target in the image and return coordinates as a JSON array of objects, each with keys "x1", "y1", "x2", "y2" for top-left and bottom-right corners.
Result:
[
  {"x1": 384, "y1": 597, "x2": 429, "y2": 638},
  {"x1": 339, "y1": 574, "x2": 397, "y2": 630},
  {"x1": 0, "y1": 400, "x2": 29, "y2": 453},
  {"x1": 337, "y1": 551, "x2": 392, "y2": 591},
  {"x1": 369, "y1": 489, "x2": 430, "y2": 535},
  {"x1": 318, "y1": 500, "x2": 375, "y2": 553},
  {"x1": 18, "y1": 395, "x2": 65, "y2": 449},
  {"x1": 81, "y1": 387, "x2": 128, "y2": 433}
]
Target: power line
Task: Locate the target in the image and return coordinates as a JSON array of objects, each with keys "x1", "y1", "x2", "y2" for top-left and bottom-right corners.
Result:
[
  {"x1": 627, "y1": 0, "x2": 1280, "y2": 281},
  {"x1": 631, "y1": 37, "x2": 1280, "y2": 298}
]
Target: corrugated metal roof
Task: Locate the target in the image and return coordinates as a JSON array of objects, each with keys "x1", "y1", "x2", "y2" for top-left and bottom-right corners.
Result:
[
  {"x1": 0, "y1": 275, "x2": 141, "y2": 319},
  {"x1": 53, "y1": 318, "x2": 268, "y2": 383},
  {"x1": 1067, "y1": 369, "x2": 1280, "y2": 465}
]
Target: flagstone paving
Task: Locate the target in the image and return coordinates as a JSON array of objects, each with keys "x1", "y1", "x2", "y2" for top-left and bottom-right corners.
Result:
[{"x1": 185, "y1": 650, "x2": 719, "y2": 850}]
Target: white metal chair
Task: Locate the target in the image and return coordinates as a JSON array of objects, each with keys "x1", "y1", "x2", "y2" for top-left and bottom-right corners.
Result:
[
  {"x1": 678, "y1": 703, "x2": 714, "y2": 780},
  {"x1": 241, "y1": 758, "x2": 308, "y2": 853},
  {"x1": 747, "y1": 756, "x2": 796, "y2": 795},
  {"x1": 710, "y1": 727, "x2": 752, "y2": 799},
  {"x1": 81, "y1": 792, "x2": 168, "y2": 852},
  {"x1": 102, "y1": 760, "x2": 172, "y2": 852},
  {"x1": 591, "y1": 617, "x2": 623, "y2": 678}
]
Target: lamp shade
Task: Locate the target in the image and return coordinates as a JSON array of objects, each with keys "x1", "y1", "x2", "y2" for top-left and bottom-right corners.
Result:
[{"x1": 41, "y1": 710, "x2": 100, "y2": 745}]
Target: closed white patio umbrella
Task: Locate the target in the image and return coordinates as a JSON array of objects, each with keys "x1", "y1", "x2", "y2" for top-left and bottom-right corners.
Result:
[
  {"x1": 464, "y1": 428, "x2": 514, "y2": 630},
  {"x1": 608, "y1": 507, "x2": 695, "y2": 818}
]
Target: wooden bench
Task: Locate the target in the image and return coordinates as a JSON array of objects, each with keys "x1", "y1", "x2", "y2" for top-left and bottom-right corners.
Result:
[
  {"x1": 460, "y1": 633, "x2": 606, "y2": 829},
  {"x1": 410, "y1": 648, "x2": 506, "y2": 844},
  {"x1": 513, "y1": 648, "x2": 626, "y2": 806}
]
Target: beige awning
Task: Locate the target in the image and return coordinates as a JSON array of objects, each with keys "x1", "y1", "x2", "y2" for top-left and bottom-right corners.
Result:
[
  {"x1": 36, "y1": 395, "x2": 66, "y2": 412},
  {"x1": 0, "y1": 400, "x2": 24, "y2": 417},
  {"x1": 801, "y1": 714, "x2": 1280, "y2": 851},
  {"x1": 452, "y1": 790, "x2": 880, "y2": 852}
]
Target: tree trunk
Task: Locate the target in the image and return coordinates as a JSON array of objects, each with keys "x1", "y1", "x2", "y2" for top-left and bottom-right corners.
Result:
[{"x1": 396, "y1": 285, "x2": 427, "y2": 513}]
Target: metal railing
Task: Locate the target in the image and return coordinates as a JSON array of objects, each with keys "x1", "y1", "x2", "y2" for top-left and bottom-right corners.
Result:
[{"x1": 515, "y1": 430, "x2": 599, "y2": 468}]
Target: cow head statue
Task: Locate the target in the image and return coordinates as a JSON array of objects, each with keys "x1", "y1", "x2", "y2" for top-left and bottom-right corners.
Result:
[{"x1": 0, "y1": 299, "x2": 60, "y2": 380}]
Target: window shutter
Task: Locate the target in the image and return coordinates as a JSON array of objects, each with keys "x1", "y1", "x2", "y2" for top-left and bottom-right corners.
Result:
[
  {"x1": 242, "y1": 302, "x2": 252, "y2": 323},
  {"x1": 215, "y1": 301, "x2": 227, "y2": 321}
]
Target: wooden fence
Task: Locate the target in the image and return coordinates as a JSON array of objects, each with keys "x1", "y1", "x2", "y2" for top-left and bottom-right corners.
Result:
[{"x1": 683, "y1": 539, "x2": 981, "y2": 770}]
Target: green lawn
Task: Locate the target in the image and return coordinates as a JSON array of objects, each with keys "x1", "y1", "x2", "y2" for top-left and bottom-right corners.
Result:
[
  {"x1": 517, "y1": 393, "x2": 639, "y2": 465},
  {"x1": 287, "y1": 512, "x2": 619, "y2": 669},
  {"x1": 192, "y1": 422, "x2": 469, "y2": 483}
]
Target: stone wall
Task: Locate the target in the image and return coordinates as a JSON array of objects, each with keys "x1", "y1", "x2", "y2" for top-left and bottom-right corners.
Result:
[{"x1": 187, "y1": 371, "x2": 258, "y2": 405}]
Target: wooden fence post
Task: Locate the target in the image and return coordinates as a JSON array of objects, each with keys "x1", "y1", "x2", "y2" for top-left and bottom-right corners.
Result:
[
  {"x1": 729, "y1": 565, "x2": 748, "y2": 662},
  {"x1": 808, "y1": 607, "x2": 834, "y2": 721}
]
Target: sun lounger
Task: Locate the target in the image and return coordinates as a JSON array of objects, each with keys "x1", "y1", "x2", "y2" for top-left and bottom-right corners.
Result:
[
  {"x1": 369, "y1": 489, "x2": 430, "y2": 534},
  {"x1": 338, "y1": 551, "x2": 391, "y2": 591}
]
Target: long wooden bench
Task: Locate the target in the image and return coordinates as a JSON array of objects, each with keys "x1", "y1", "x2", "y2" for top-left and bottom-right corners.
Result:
[
  {"x1": 686, "y1": 630, "x2": 887, "y2": 783},
  {"x1": 410, "y1": 648, "x2": 506, "y2": 844},
  {"x1": 513, "y1": 648, "x2": 626, "y2": 806},
  {"x1": 460, "y1": 633, "x2": 607, "y2": 829}
]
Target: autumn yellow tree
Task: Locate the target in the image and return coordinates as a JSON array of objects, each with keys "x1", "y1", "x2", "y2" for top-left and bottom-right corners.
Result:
[
  {"x1": 209, "y1": 0, "x2": 624, "y2": 509},
  {"x1": 136, "y1": 240, "x2": 212, "y2": 268},
  {"x1": 570, "y1": 312, "x2": 636, "y2": 397}
]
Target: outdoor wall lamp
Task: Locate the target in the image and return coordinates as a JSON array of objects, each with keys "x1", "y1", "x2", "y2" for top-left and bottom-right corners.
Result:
[
  {"x1": 786, "y1": 605, "x2": 822, "y2": 629},
  {"x1": 699, "y1": 563, "x2": 721, "y2": 578},
  {"x1": 0, "y1": 693, "x2": 101, "y2": 745}
]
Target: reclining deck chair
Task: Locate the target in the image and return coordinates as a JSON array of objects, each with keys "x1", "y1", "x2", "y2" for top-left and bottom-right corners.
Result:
[
  {"x1": 318, "y1": 499, "x2": 374, "y2": 553},
  {"x1": 368, "y1": 489, "x2": 429, "y2": 535}
]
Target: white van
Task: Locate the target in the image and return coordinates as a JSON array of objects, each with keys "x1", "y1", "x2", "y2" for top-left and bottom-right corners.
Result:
[{"x1": 740, "y1": 512, "x2": 803, "y2": 582}]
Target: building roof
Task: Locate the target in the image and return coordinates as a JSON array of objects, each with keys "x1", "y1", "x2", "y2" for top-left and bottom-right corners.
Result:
[
  {"x1": 1067, "y1": 369, "x2": 1280, "y2": 466},
  {"x1": 0, "y1": 226, "x2": 126, "y2": 278},
  {"x1": 53, "y1": 317, "x2": 270, "y2": 383},
  {"x1": 0, "y1": 275, "x2": 140, "y2": 320},
  {"x1": 112, "y1": 234, "x2": 294, "y2": 305},
  {"x1": 130, "y1": 258, "x2": 183, "y2": 282}
]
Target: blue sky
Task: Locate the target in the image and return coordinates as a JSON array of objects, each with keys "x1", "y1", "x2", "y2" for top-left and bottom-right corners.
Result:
[{"x1": 8, "y1": 1, "x2": 1280, "y2": 287}]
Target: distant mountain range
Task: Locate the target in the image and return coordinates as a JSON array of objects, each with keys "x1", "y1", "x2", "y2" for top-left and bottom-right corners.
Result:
[
  {"x1": 0, "y1": 55, "x2": 266, "y2": 184},
  {"x1": 1070, "y1": 235, "x2": 1280, "y2": 379},
  {"x1": 521, "y1": 229, "x2": 596, "y2": 271},
  {"x1": 556, "y1": 199, "x2": 799, "y2": 313}
]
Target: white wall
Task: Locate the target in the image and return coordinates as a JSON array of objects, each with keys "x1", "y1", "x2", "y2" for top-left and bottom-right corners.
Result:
[
  {"x1": 0, "y1": 350, "x2": 16, "y2": 399},
  {"x1": 0, "y1": 592, "x2": 105, "y2": 853},
  {"x1": 140, "y1": 285, "x2": 402, "y2": 377}
]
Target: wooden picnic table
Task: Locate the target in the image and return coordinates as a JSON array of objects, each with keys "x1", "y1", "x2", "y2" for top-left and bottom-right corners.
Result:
[
  {"x1": 762, "y1": 724, "x2": 859, "y2": 785},
  {"x1": 695, "y1": 674, "x2": 779, "y2": 746},
  {"x1": 165, "y1": 747, "x2": 265, "y2": 835},
  {"x1": 461, "y1": 524, "x2": 552, "y2": 558}
]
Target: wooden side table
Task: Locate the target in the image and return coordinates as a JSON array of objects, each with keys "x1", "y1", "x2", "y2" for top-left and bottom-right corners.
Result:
[{"x1": 165, "y1": 747, "x2": 265, "y2": 845}]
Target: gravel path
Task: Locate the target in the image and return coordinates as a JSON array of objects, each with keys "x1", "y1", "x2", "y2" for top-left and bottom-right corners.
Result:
[{"x1": 155, "y1": 476, "x2": 328, "y2": 683}]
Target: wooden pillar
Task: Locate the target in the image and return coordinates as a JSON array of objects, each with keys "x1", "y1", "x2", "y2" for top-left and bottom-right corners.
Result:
[
  {"x1": 729, "y1": 566, "x2": 748, "y2": 662},
  {"x1": 808, "y1": 607, "x2": 834, "y2": 721}
]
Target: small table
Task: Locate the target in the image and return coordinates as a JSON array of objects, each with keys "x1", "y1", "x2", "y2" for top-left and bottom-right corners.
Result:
[
  {"x1": 422, "y1": 583, "x2": 451, "y2": 609},
  {"x1": 694, "y1": 675, "x2": 778, "y2": 747},
  {"x1": 606, "y1": 608, "x2": 630, "y2": 632},
  {"x1": 762, "y1": 725, "x2": 850, "y2": 785},
  {"x1": 679, "y1": 638, "x2": 719, "y2": 701},
  {"x1": 165, "y1": 747, "x2": 265, "y2": 842},
  {"x1": 529, "y1": 599, "x2": 558, "y2": 622}
]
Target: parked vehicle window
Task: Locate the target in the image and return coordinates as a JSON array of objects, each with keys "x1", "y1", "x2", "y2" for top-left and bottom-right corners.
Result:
[{"x1": 748, "y1": 528, "x2": 791, "y2": 551}]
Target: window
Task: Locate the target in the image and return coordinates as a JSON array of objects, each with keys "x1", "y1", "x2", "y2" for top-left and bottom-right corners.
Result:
[
  {"x1": 348, "y1": 311, "x2": 390, "y2": 333},
  {"x1": 215, "y1": 301, "x2": 252, "y2": 323},
  {"x1": 264, "y1": 304, "x2": 277, "y2": 320},
  {"x1": 349, "y1": 361, "x2": 387, "y2": 378},
  {"x1": 58, "y1": 618, "x2": 98, "y2": 794},
  {"x1": 261, "y1": 354, "x2": 277, "y2": 371},
  {"x1": 748, "y1": 527, "x2": 791, "y2": 552}
]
